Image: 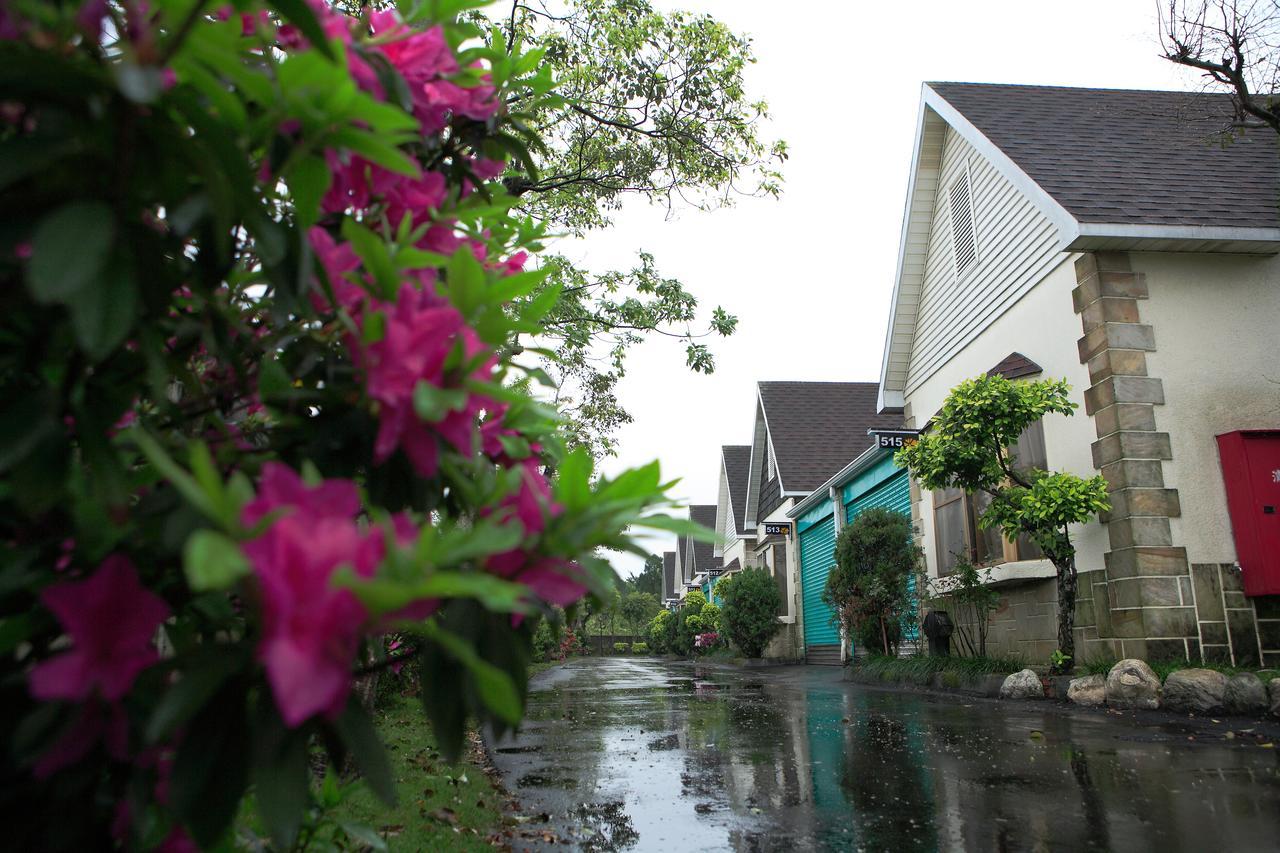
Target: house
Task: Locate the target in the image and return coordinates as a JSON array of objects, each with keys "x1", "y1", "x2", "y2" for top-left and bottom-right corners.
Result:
[
  {"x1": 787, "y1": 439, "x2": 916, "y2": 664},
  {"x1": 662, "y1": 551, "x2": 678, "y2": 607},
  {"x1": 711, "y1": 445, "x2": 752, "y2": 590},
  {"x1": 740, "y1": 381, "x2": 902, "y2": 659},
  {"x1": 686, "y1": 504, "x2": 721, "y2": 599},
  {"x1": 878, "y1": 82, "x2": 1280, "y2": 666}
]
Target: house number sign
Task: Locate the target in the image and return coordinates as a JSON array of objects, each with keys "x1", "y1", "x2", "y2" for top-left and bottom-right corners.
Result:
[{"x1": 869, "y1": 429, "x2": 920, "y2": 450}]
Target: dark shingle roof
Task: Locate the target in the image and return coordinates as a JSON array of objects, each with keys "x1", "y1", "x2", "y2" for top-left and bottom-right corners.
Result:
[
  {"x1": 676, "y1": 533, "x2": 688, "y2": 581},
  {"x1": 662, "y1": 552, "x2": 676, "y2": 600},
  {"x1": 721, "y1": 445, "x2": 751, "y2": 535},
  {"x1": 929, "y1": 82, "x2": 1280, "y2": 229},
  {"x1": 758, "y1": 382, "x2": 903, "y2": 493},
  {"x1": 987, "y1": 352, "x2": 1042, "y2": 380},
  {"x1": 689, "y1": 504, "x2": 717, "y2": 573}
]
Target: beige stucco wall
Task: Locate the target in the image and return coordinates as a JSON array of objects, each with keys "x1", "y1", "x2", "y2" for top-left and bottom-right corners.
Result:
[
  {"x1": 905, "y1": 253, "x2": 1110, "y2": 581},
  {"x1": 1135, "y1": 252, "x2": 1280, "y2": 565}
]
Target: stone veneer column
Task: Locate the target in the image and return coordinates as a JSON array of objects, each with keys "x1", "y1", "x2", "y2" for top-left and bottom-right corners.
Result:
[{"x1": 1073, "y1": 252, "x2": 1199, "y2": 662}]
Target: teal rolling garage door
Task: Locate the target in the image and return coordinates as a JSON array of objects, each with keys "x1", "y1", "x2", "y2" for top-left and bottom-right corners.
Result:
[{"x1": 799, "y1": 513, "x2": 838, "y2": 648}]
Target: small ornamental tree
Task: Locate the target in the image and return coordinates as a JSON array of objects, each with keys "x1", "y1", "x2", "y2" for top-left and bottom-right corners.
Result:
[
  {"x1": 647, "y1": 609, "x2": 675, "y2": 655},
  {"x1": 896, "y1": 375, "x2": 1110, "y2": 673},
  {"x1": 0, "y1": 2, "x2": 693, "y2": 849},
  {"x1": 672, "y1": 589, "x2": 708, "y2": 657},
  {"x1": 823, "y1": 508, "x2": 918, "y2": 657},
  {"x1": 620, "y1": 590, "x2": 661, "y2": 633},
  {"x1": 718, "y1": 567, "x2": 782, "y2": 658}
]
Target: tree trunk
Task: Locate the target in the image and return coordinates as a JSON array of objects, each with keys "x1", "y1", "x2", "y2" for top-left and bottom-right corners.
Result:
[
  {"x1": 879, "y1": 616, "x2": 889, "y2": 657},
  {"x1": 1053, "y1": 552, "x2": 1078, "y2": 674}
]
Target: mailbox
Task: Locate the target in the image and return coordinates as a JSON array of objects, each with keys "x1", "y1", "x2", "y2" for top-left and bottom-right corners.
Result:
[{"x1": 1216, "y1": 430, "x2": 1280, "y2": 596}]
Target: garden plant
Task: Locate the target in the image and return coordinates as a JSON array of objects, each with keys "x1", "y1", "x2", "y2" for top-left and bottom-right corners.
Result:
[
  {"x1": 717, "y1": 567, "x2": 782, "y2": 658},
  {"x1": 823, "y1": 508, "x2": 918, "y2": 657},
  {"x1": 0, "y1": 1, "x2": 699, "y2": 848},
  {"x1": 896, "y1": 374, "x2": 1110, "y2": 672}
]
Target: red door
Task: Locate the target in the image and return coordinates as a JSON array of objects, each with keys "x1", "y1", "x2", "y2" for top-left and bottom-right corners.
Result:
[{"x1": 1217, "y1": 431, "x2": 1280, "y2": 596}]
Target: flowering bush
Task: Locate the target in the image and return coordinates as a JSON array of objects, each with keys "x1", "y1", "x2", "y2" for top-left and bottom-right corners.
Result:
[
  {"x1": 693, "y1": 632, "x2": 720, "y2": 650},
  {"x1": 0, "y1": 1, "x2": 694, "y2": 848}
]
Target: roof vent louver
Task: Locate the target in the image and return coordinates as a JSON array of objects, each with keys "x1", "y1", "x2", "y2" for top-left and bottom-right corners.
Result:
[{"x1": 949, "y1": 166, "x2": 978, "y2": 278}]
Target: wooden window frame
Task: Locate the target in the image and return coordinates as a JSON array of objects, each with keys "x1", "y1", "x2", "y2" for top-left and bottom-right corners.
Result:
[{"x1": 931, "y1": 420, "x2": 1047, "y2": 575}]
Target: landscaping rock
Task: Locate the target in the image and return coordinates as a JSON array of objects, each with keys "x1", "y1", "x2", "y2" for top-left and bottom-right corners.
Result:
[
  {"x1": 1067, "y1": 674, "x2": 1107, "y2": 707},
  {"x1": 1224, "y1": 673, "x2": 1268, "y2": 715},
  {"x1": 1163, "y1": 669, "x2": 1226, "y2": 714},
  {"x1": 1106, "y1": 659, "x2": 1161, "y2": 710},
  {"x1": 1000, "y1": 669, "x2": 1044, "y2": 700},
  {"x1": 1270, "y1": 679, "x2": 1280, "y2": 718}
]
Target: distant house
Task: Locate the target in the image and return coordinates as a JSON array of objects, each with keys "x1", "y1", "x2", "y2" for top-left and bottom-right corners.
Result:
[
  {"x1": 878, "y1": 82, "x2": 1280, "y2": 666},
  {"x1": 713, "y1": 445, "x2": 752, "y2": 584},
  {"x1": 686, "y1": 504, "x2": 721, "y2": 599},
  {"x1": 735, "y1": 381, "x2": 901, "y2": 659},
  {"x1": 662, "y1": 551, "x2": 678, "y2": 607}
]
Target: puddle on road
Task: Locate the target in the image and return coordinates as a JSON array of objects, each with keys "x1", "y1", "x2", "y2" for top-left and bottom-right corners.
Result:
[{"x1": 493, "y1": 658, "x2": 1280, "y2": 852}]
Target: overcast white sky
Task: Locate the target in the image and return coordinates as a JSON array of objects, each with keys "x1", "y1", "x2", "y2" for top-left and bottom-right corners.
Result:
[{"x1": 558, "y1": 0, "x2": 1204, "y2": 578}]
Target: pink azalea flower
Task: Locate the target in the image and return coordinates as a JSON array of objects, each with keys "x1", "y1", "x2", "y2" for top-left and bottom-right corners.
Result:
[
  {"x1": 307, "y1": 227, "x2": 365, "y2": 313},
  {"x1": 29, "y1": 555, "x2": 169, "y2": 703},
  {"x1": 241, "y1": 468, "x2": 380, "y2": 726},
  {"x1": 242, "y1": 462, "x2": 360, "y2": 528}
]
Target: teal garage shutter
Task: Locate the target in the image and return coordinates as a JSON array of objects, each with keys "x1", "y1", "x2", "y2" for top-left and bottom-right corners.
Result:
[{"x1": 799, "y1": 515, "x2": 839, "y2": 647}]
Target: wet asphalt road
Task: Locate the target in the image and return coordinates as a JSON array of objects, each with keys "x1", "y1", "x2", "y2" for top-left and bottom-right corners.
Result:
[{"x1": 487, "y1": 657, "x2": 1280, "y2": 852}]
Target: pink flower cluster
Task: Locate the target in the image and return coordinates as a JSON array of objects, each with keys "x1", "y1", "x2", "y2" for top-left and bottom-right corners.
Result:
[
  {"x1": 241, "y1": 463, "x2": 421, "y2": 726},
  {"x1": 27, "y1": 556, "x2": 169, "y2": 777}
]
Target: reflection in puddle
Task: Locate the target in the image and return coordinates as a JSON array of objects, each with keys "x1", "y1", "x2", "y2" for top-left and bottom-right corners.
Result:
[{"x1": 492, "y1": 658, "x2": 1280, "y2": 852}]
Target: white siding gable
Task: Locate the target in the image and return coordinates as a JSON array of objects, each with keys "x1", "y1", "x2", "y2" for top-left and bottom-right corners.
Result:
[{"x1": 904, "y1": 127, "x2": 1063, "y2": 394}]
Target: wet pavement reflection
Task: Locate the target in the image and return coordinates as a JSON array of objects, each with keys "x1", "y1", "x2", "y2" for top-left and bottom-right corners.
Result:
[{"x1": 488, "y1": 657, "x2": 1280, "y2": 851}]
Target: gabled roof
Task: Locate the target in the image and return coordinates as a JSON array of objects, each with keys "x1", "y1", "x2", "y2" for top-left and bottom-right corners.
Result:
[
  {"x1": 877, "y1": 81, "x2": 1280, "y2": 413},
  {"x1": 662, "y1": 551, "x2": 676, "y2": 600},
  {"x1": 757, "y1": 382, "x2": 903, "y2": 494},
  {"x1": 689, "y1": 504, "x2": 718, "y2": 573},
  {"x1": 676, "y1": 533, "x2": 689, "y2": 581},
  {"x1": 929, "y1": 83, "x2": 1280, "y2": 234},
  {"x1": 721, "y1": 445, "x2": 751, "y2": 535},
  {"x1": 987, "y1": 351, "x2": 1042, "y2": 380}
]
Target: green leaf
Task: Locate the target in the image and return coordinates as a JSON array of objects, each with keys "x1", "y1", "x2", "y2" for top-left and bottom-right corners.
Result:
[
  {"x1": 146, "y1": 653, "x2": 244, "y2": 744},
  {"x1": 183, "y1": 529, "x2": 250, "y2": 592},
  {"x1": 67, "y1": 258, "x2": 138, "y2": 361},
  {"x1": 553, "y1": 447, "x2": 592, "y2": 510},
  {"x1": 420, "y1": 622, "x2": 522, "y2": 726},
  {"x1": 27, "y1": 201, "x2": 114, "y2": 304},
  {"x1": 130, "y1": 429, "x2": 224, "y2": 522},
  {"x1": 267, "y1": 0, "x2": 335, "y2": 59},
  {"x1": 444, "y1": 246, "x2": 486, "y2": 315},
  {"x1": 0, "y1": 391, "x2": 56, "y2": 473},
  {"x1": 341, "y1": 218, "x2": 399, "y2": 299},
  {"x1": 412, "y1": 382, "x2": 469, "y2": 423},
  {"x1": 333, "y1": 699, "x2": 396, "y2": 806},
  {"x1": 251, "y1": 700, "x2": 311, "y2": 849},
  {"x1": 170, "y1": 683, "x2": 251, "y2": 848},
  {"x1": 338, "y1": 568, "x2": 531, "y2": 617},
  {"x1": 341, "y1": 823, "x2": 389, "y2": 852},
  {"x1": 288, "y1": 155, "x2": 331, "y2": 229},
  {"x1": 633, "y1": 514, "x2": 717, "y2": 541},
  {"x1": 328, "y1": 127, "x2": 419, "y2": 177},
  {"x1": 258, "y1": 356, "x2": 291, "y2": 400}
]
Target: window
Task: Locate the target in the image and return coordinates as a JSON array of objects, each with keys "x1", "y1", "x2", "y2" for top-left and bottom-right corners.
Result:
[
  {"x1": 949, "y1": 165, "x2": 978, "y2": 279},
  {"x1": 932, "y1": 420, "x2": 1047, "y2": 575}
]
